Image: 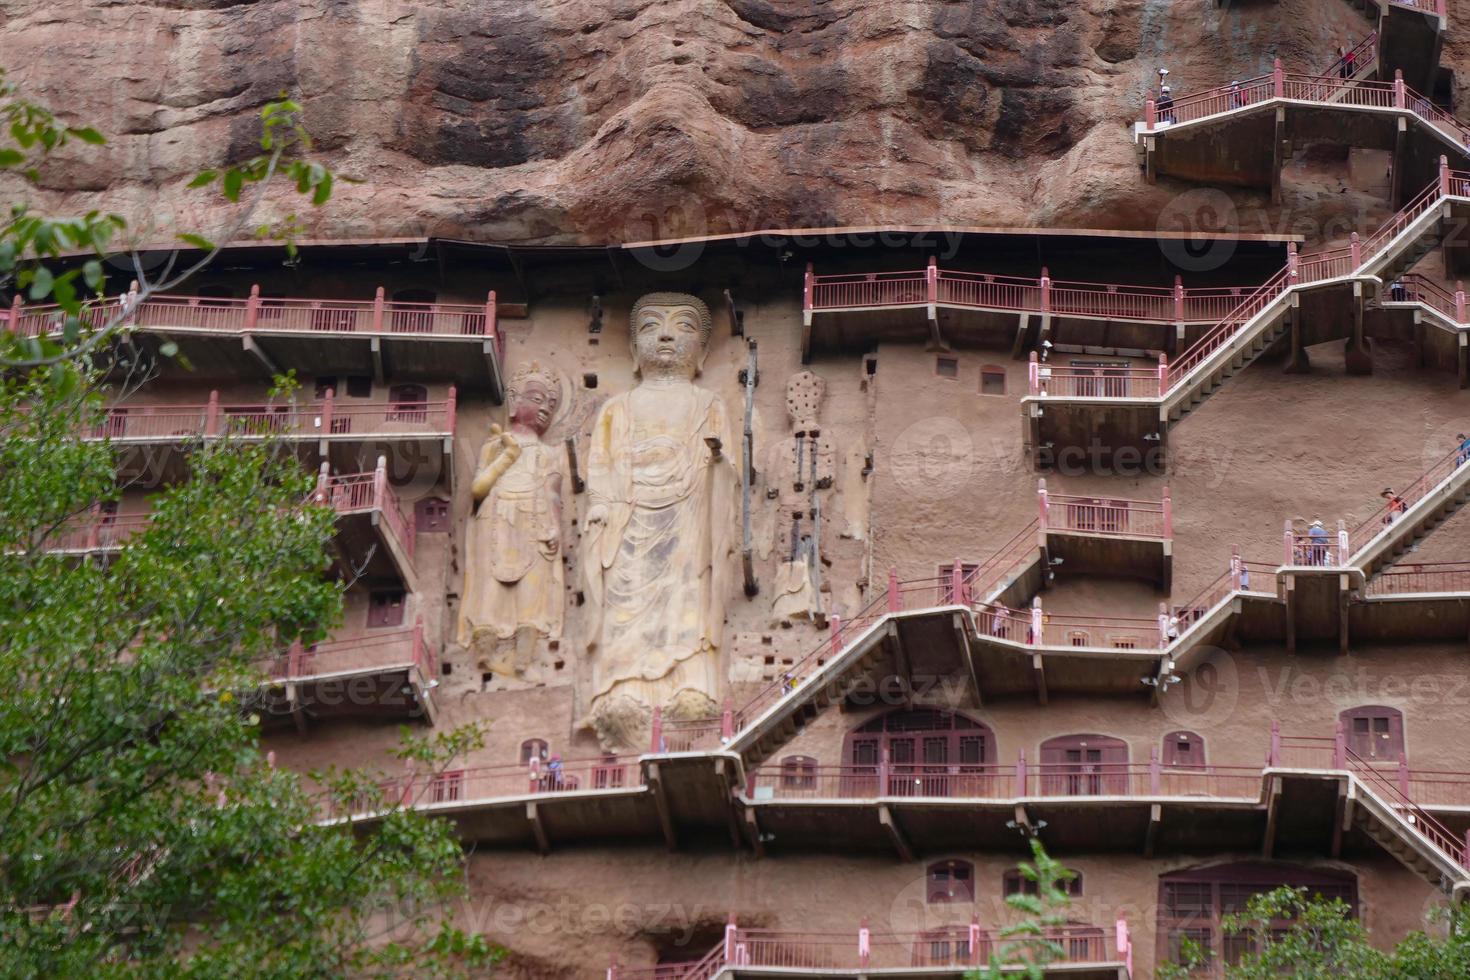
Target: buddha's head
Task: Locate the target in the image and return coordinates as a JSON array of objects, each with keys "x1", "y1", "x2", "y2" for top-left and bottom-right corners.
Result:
[
  {"x1": 629, "y1": 292, "x2": 712, "y2": 379},
  {"x1": 506, "y1": 361, "x2": 562, "y2": 436}
]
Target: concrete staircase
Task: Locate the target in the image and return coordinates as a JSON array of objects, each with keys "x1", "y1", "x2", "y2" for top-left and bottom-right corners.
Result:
[
  {"x1": 1163, "y1": 299, "x2": 1294, "y2": 423},
  {"x1": 1353, "y1": 453, "x2": 1470, "y2": 579}
]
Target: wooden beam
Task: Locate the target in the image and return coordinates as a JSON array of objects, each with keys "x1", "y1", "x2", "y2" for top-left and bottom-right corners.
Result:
[
  {"x1": 887, "y1": 622, "x2": 911, "y2": 708},
  {"x1": 926, "y1": 310, "x2": 948, "y2": 353},
  {"x1": 1262, "y1": 776, "x2": 1282, "y2": 858},
  {"x1": 879, "y1": 804, "x2": 916, "y2": 862},
  {"x1": 370, "y1": 336, "x2": 385, "y2": 384},
  {"x1": 1032, "y1": 653, "x2": 1048, "y2": 705},
  {"x1": 1284, "y1": 575, "x2": 1297, "y2": 653},
  {"x1": 1011, "y1": 313, "x2": 1032, "y2": 360},
  {"x1": 241, "y1": 335, "x2": 280, "y2": 378},
  {"x1": 955, "y1": 613, "x2": 981, "y2": 706},
  {"x1": 1012, "y1": 804, "x2": 1033, "y2": 836},
  {"x1": 526, "y1": 801, "x2": 550, "y2": 855},
  {"x1": 646, "y1": 762, "x2": 678, "y2": 851},
  {"x1": 743, "y1": 808, "x2": 765, "y2": 859},
  {"x1": 716, "y1": 759, "x2": 742, "y2": 848},
  {"x1": 288, "y1": 684, "x2": 307, "y2": 735},
  {"x1": 1144, "y1": 803, "x2": 1162, "y2": 857},
  {"x1": 1332, "y1": 779, "x2": 1353, "y2": 859}
]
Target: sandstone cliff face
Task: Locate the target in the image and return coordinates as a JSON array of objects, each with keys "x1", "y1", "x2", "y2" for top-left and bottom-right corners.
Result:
[{"x1": 0, "y1": 0, "x2": 1428, "y2": 247}]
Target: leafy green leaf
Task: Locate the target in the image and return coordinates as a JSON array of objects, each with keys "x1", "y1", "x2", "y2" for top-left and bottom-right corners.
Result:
[
  {"x1": 179, "y1": 233, "x2": 216, "y2": 252},
  {"x1": 222, "y1": 168, "x2": 243, "y2": 203},
  {"x1": 188, "y1": 170, "x2": 218, "y2": 188},
  {"x1": 27, "y1": 265, "x2": 53, "y2": 301}
]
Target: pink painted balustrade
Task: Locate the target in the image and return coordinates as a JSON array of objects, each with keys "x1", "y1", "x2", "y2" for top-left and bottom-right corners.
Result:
[
  {"x1": 805, "y1": 262, "x2": 1249, "y2": 324},
  {"x1": 84, "y1": 387, "x2": 457, "y2": 443},
  {"x1": 612, "y1": 918, "x2": 1129, "y2": 978},
  {"x1": 1039, "y1": 482, "x2": 1171, "y2": 538},
  {"x1": 1365, "y1": 561, "x2": 1470, "y2": 595},
  {"x1": 5, "y1": 286, "x2": 501, "y2": 360},
  {"x1": 1347, "y1": 443, "x2": 1469, "y2": 555},
  {"x1": 266, "y1": 618, "x2": 430, "y2": 684},
  {"x1": 312, "y1": 462, "x2": 417, "y2": 562}
]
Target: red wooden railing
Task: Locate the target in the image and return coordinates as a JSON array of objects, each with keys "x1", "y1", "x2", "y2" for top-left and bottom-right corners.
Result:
[
  {"x1": 4, "y1": 285, "x2": 503, "y2": 362},
  {"x1": 84, "y1": 387, "x2": 457, "y2": 443},
  {"x1": 744, "y1": 757, "x2": 1263, "y2": 802},
  {"x1": 1391, "y1": 273, "x2": 1465, "y2": 322},
  {"x1": 1143, "y1": 53, "x2": 1463, "y2": 146},
  {"x1": 611, "y1": 918, "x2": 1129, "y2": 978},
  {"x1": 1268, "y1": 721, "x2": 1469, "y2": 868},
  {"x1": 42, "y1": 512, "x2": 152, "y2": 554},
  {"x1": 1346, "y1": 443, "x2": 1470, "y2": 556},
  {"x1": 313, "y1": 460, "x2": 417, "y2": 562},
  {"x1": 1040, "y1": 482, "x2": 1171, "y2": 538},
  {"x1": 1029, "y1": 166, "x2": 1470, "y2": 404},
  {"x1": 1316, "y1": 32, "x2": 1380, "y2": 80},
  {"x1": 805, "y1": 261, "x2": 1249, "y2": 324},
  {"x1": 344, "y1": 754, "x2": 645, "y2": 816},
  {"x1": 1283, "y1": 519, "x2": 1350, "y2": 567},
  {"x1": 1365, "y1": 561, "x2": 1470, "y2": 595},
  {"x1": 47, "y1": 463, "x2": 417, "y2": 561},
  {"x1": 267, "y1": 618, "x2": 427, "y2": 683}
]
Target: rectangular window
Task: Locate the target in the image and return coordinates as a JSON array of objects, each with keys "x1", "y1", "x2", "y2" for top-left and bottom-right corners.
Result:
[
  {"x1": 936, "y1": 356, "x2": 959, "y2": 379},
  {"x1": 430, "y1": 770, "x2": 463, "y2": 803},
  {"x1": 980, "y1": 367, "x2": 1006, "y2": 395},
  {"x1": 367, "y1": 590, "x2": 406, "y2": 628},
  {"x1": 1163, "y1": 882, "x2": 1213, "y2": 918},
  {"x1": 1170, "y1": 928, "x2": 1213, "y2": 967},
  {"x1": 346, "y1": 376, "x2": 373, "y2": 399}
]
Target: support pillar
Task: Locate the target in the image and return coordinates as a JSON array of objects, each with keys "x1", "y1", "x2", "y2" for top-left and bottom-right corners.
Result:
[
  {"x1": 1345, "y1": 281, "x2": 1373, "y2": 374},
  {"x1": 1284, "y1": 308, "x2": 1311, "y2": 374},
  {"x1": 1271, "y1": 107, "x2": 1287, "y2": 205},
  {"x1": 1390, "y1": 117, "x2": 1407, "y2": 210}
]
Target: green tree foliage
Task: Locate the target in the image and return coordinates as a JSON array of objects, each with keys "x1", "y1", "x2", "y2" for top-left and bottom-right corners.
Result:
[
  {"x1": 0, "y1": 372, "x2": 495, "y2": 977},
  {"x1": 968, "y1": 838, "x2": 1080, "y2": 980},
  {"x1": 0, "y1": 68, "x2": 495, "y2": 977},
  {"x1": 2, "y1": 65, "x2": 338, "y2": 370},
  {"x1": 1156, "y1": 885, "x2": 1470, "y2": 979}
]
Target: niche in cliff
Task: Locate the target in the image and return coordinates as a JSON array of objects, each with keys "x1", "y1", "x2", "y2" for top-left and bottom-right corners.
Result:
[{"x1": 398, "y1": 10, "x2": 585, "y2": 168}]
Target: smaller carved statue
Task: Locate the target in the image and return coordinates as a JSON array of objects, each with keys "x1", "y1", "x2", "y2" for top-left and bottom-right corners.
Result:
[
  {"x1": 459, "y1": 362, "x2": 567, "y2": 676},
  {"x1": 769, "y1": 370, "x2": 834, "y2": 623}
]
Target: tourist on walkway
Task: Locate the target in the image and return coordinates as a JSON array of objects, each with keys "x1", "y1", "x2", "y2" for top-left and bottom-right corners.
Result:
[
  {"x1": 1390, "y1": 278, "x2": 1407, "y2": 301},
  {"x1": 1342, "y1": 45, "x2": 1356, "y2": 80},
  {"x1": 1457, "y1": 433, "x2": 1470, "y2": 466},
  {"x1": 1307, "y1": 519, "x2": 1330, "y2": 565},
  {"x1": 1382, "y1": 488, "x2": 1407, "y2": 525},
  {"x1": 1229, "y1": 81, "x2": 1243, "y2": 110},
  {"x1": 1157, "y1": 85, "x2": 1175, "y2": 125},
  {"x1": 546, "y1": 754, "x2": 564, "y2": 790}
]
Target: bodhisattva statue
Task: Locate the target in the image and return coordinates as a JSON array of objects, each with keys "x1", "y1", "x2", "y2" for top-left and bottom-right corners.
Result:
[
  {"x1": 582, "y1": 293, "x2": 737, "y2": 747},
  {"x1": 459, "y1": 362, "x2": 566, "y2": 675}
]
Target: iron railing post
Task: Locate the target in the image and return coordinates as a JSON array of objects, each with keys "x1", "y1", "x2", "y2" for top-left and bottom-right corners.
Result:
[
  {"x1": 1272, "y1": 57, "x2": 1284, "y2": 99},
  {"x1": 245, "y1": 284, "x2": 260, "y2": 330}
]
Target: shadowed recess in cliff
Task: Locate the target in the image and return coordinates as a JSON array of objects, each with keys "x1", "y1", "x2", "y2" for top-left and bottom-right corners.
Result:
[
  {"x1": 399, "y1": 5, "x2": 585, "y2": 168},
  {"x1": 917, "y1": 0, "x2": 1089, "y2": 158}
]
